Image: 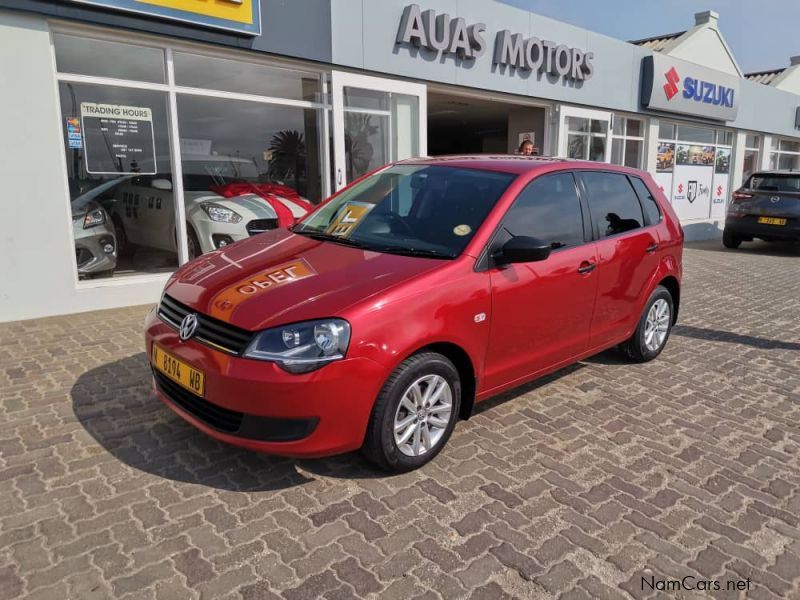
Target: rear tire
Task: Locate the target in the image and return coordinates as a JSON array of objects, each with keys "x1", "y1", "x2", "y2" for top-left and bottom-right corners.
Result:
[
  {"x1": 620, "y1": 285, "x2": 674, "y2": 363},
  {"x1": 362, "y1": 352, "x2": 460, "y2": 473},
  {"x1": 722, "y1": 229, "x2": 742, "y2": 249}
]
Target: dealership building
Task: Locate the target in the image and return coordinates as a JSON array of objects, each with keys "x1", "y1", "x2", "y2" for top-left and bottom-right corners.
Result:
[{"x1": 2, "y1": 0, "x2": 800, "y2": 322}]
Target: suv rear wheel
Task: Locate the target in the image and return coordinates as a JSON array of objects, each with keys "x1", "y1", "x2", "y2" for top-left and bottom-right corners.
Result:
[
  {"x1": 362, "y1": 352, "x2": 460, "y2": 472},
  {"x1": 620, "y1": 285, "x2": 674, "y2": 363},
  {"x1": 722, "y1": 229, "x2": 742, "y2": 249}
]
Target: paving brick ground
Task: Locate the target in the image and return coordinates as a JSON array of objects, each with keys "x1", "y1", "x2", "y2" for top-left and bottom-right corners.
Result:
[{"x1": 1, "y1": 240, "x2": 799, "y2": 600}]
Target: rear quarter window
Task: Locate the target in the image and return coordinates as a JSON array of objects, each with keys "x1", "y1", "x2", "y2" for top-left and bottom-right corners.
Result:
[{"x1": 628, "y1": 176, "x2": 662, "y2": 226}]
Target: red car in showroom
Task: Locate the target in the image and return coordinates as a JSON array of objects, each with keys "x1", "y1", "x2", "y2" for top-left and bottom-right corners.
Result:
[{"x1": 145, "y1": 156, "x2": 683, "y2": 472}]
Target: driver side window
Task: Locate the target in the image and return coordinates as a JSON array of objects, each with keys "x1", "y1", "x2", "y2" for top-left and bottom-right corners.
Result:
[{"x1": 500, "y1": 172, "x2": 586, "y2": 249}]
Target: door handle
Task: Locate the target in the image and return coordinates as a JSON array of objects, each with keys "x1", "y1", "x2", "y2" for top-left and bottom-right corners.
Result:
[
  {"x1": 577, "y1": 261, "x2": 596, "y2": 274},
  {"x1": 336, "y1": 168, "x2": 343, "y2": 186},
  {"x1": 646, "y1": 242, "x2": 659, "y2": 254}
]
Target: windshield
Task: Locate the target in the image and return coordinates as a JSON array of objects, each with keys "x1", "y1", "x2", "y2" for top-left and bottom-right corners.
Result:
[
  {"x1": 748, "y1": 174, "x2": 800, "y2": 193},
  {"x1": 296, "y1": 164, "x2": 515, "y2": 258},
  {"x1": 183, "y1": 158, "x2": 260, "y2": 191}
]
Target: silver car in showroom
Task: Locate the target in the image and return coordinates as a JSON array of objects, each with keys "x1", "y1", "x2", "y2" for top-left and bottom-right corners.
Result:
[{"x1": 71, "y1": 178, "x2": 127, "y2": 277}]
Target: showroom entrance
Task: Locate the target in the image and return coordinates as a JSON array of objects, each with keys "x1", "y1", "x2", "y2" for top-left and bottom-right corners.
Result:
[{"x1": 427, "y1": 89, "x2": 550, "y2": 157}]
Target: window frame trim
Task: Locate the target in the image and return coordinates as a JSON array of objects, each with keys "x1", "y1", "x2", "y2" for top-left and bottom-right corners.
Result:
[{"x1": 476, "y1": 169, "x2": 593, "y2": 272}]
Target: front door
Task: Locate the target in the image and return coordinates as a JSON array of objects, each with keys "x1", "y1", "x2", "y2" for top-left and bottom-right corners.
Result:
[
  {"x1": 331, "y1": 72, "x2": 427, "y2": 192},
  {"x1": 484, "y1": 171, "x2": 598, "y2": 392}
]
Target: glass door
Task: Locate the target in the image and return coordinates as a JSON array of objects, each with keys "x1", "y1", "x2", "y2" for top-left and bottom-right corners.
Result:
[
  {"x1": 558, "y1": 106, "x2": 612, "y2": 162},
  {"x1": 331, "y1": 72, "x2": 426, "y2": 191}
]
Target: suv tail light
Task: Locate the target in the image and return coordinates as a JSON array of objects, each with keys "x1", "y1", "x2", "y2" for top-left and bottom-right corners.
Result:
[{"x1": 731, "y1": 190, "x2": 753, "y2": 202}]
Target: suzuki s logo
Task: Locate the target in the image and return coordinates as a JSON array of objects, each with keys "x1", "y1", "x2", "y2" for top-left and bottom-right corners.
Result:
[
  {"x1": 179, "y1": 313, "x2": 199, "y2": 341},
  {"x1": 663, "y1": 67, "x2": 680, "y2": 100}
]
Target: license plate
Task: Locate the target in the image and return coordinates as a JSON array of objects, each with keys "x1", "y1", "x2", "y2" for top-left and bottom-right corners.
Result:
[
  {"x1": 152, "y1": 344, "x2": 205, "y2": 397},
  {"x1": 758, "y1": 217, "x2": 787, "y2": 226}
]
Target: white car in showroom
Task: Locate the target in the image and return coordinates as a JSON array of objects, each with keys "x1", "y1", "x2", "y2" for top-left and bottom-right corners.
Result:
[{"x1": 107, "y1": 155, "x2": 312, "y2": 259}]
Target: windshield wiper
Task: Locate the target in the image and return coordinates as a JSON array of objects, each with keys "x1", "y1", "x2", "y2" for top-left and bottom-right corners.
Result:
[
  {"x1": 367, "y1": 246, "x2": 452, "y2": 259},
  {"x1": 293, "y1": 229, "x2": 366, "y2": 248}
]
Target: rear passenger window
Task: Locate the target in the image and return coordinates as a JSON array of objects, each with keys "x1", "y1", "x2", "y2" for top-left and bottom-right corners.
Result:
[
  {"x1": 629, "y1": 177, "x2": 662, "y2": 225},
  {"x1": 501, "y1": 172, "x2": 585, "y2": 248},
  {"x1": 582, "y1": 172, "x2": 644, "y2": 238}
]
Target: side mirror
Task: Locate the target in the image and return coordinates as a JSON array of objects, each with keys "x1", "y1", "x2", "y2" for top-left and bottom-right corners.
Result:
[
  {"x1": 151, "y1": 178, "x2": 172, "y2": 191},
  {"x1": 495, "y1": 236, "x2": 552, "y2": 265}
]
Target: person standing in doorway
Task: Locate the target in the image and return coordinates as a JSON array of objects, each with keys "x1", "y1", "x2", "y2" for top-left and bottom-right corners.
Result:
[{"x1": 518, "y1": 140, "x2": 535, "y2": 156}]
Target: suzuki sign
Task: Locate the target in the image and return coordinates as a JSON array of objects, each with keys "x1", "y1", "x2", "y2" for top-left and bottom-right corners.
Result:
[{"x1": 641, "y1": 54, "x2": 739, "y2": 121}]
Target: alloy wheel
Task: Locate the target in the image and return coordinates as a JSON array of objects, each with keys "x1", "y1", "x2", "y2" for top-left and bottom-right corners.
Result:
[
  {"x1": 393, "y1": 374, "x2": 453, "y2": 457},
  {"x1": 644, "y1": 298, "x2": 670, "y2": 352}
]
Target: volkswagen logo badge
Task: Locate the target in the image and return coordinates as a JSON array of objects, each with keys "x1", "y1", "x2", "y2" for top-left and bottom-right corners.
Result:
[
  {"x1": 179, "y1": 313, "x2": 199, "y2": 341},
  {"x1": 770, "y1": 196, "x2": 780, "y2": 203}
]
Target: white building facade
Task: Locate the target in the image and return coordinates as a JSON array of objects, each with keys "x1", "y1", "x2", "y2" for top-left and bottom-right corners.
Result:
[{"x1": 1, "y1": 1, "x2": 799, "y2": 322}]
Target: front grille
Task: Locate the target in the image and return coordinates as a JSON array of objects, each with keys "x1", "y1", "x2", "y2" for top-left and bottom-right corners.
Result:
[
  {"x1": 153, "y1": 369, "x2": 319, "y2": 441},
  {"x1": 75, "y1": 247, "x2": 93, "y2": 267},
  {"x1": 246, "y1": 218, "x2": 279, "y2": 236},
  {"x1": 158, "y1": 294, "x2": 253, "y2": 355},
  {"x1": 153, "y1": 370, "x2": 243, "y2": 432}
]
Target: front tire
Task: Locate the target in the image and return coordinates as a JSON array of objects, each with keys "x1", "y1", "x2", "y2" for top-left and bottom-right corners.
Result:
[
  {"x1": 620, "y1": 285, "x2": 674, "y2": 363},
  {"x1": 362, "y1": 352, "x2": 460, "y2": 473},
  {"x1": 722, "y1": 229, "x2": 742, "y2": 249}
]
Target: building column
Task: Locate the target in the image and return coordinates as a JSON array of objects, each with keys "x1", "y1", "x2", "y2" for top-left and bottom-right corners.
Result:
[
  {"x1": 645, "y1": 118, "x2": 659, "y2": 175},
  {"x1": 731, "y1": 131, "x2": 746, "y2": 191},
  {"x1": 760, "y1": 135, "x2": 773, "y2": 170}
]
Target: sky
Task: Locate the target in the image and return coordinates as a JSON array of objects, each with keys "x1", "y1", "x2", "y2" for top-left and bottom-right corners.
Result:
[{"x1": 499, "y1": 0, "x2": 800, "y2": 73}]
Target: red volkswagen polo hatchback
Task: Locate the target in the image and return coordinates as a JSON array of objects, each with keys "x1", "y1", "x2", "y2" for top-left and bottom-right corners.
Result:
[{"x1": 145, "y1": 157, "x2": 683, "y2": 472}]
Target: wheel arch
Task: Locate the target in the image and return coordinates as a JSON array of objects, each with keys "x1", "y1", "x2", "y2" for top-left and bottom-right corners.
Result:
[
  {"x1": 402, "y1": 342, "x2": 477, "y2": 421},
  {"x1": 657, "y1": 275, "x2": 680, "y2": 324}
]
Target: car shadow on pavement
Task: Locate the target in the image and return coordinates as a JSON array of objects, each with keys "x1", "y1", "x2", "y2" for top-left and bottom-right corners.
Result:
[
  {"x1": 472, "y1": 363, "x2": 586, "y2": 416},
  {"x1": 672, "y1": 324, "x2": 800, "y2": 351},
  {"x1": 71, "y1": 353, "x2": 384, "y2": 491}
]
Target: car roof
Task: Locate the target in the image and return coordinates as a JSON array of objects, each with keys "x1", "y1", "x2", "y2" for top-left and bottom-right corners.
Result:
[{"x1": 398, "y1": 154, "x2": 643, "y2": 176}]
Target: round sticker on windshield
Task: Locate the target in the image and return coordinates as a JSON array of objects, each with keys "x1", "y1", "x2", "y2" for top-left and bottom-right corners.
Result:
[{"x1": 453, "y1": 224, "x2": 471, "y2": 236}]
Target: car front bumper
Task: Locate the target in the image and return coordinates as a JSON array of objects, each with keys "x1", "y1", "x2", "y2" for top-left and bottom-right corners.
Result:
[
  {"x1": 74, "y1": 223, "x2": 117, "y2": 275},
  {"x1": 725, "y1": 215, "x2": 800, "y2": 241},
  {"x1": 144, "y1": 308, "x2": 388, "y2": 457}
]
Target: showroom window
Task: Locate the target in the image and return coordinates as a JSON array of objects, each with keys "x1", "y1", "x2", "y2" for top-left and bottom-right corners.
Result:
[
  {"x1": 54, "y1": 32, "x2": 328, "y2": 280},
  {"x1": 743, "y1": 134, "x2": 761, "y2": 181},
  {"x1": 654, "y1": 121, "x2": 733, "y2": 221},
  {"x1": 611, "y1": 116, "x2": 645, "y2": 169},
  {"x1": 565, "y1": 116, "x2": 608, "y2": 161},
  {"x1": 769, "y1": 137, "x2": 800, "y2": 170}
]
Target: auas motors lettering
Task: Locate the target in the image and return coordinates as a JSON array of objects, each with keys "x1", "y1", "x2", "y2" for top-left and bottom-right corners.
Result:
[{"x1": 683, "y1": 78, "x2": 735, "y2": 107}]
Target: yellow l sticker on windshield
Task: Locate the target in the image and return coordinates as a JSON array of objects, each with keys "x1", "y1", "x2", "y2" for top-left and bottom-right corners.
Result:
[{"x1": 325, "y1": 202, "x2": 373, "y2": 237}]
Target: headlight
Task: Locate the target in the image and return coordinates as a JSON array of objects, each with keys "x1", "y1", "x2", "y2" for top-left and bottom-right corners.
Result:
[
  {"x1": 83, "y1": 209, "x2": 106, "y2": 229},
  {"x1": 243, "y1": 318, "x2": 351, "y2": 373},
  {"x1": 201, "y1": 202, "x2": 242, "y2": 223}
]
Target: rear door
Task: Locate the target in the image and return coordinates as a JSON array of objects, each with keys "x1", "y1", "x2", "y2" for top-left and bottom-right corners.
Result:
[
  {"x1": 484, "y1": 171, "x2": 599, "y2": 391},
  {"x1": 578, "y1": 171, "x2": 662, "y2": 350}
]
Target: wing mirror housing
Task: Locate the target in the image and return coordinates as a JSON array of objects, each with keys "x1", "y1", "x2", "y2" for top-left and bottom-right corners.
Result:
[
  {"x1": 494, "y1": 236, "x2": 552, "y2": 265},
  {"x1": 151, "y1": 178, "x2": 173, "y2": 191}
]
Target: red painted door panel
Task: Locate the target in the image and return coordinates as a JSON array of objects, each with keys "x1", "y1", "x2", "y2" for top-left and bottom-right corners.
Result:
[{"x1": 484, "y1": 245, "x2": 599, "y2": 390}]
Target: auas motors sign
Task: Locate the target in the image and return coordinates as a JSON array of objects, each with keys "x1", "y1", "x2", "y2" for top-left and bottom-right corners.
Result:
[{"x1": 396, "y1": 4, "x2": 595, "y2": 81}]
